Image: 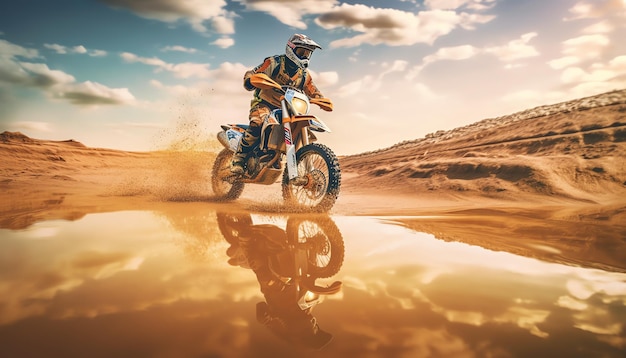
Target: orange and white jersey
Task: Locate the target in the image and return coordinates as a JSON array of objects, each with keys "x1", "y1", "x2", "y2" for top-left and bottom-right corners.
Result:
[{"x1": 244, "y1": 55, "x2": 323, "y2": 108}]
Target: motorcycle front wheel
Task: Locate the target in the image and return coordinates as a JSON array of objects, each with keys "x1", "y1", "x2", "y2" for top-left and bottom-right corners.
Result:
[
  {"x1": 286, "y1": 215, "x2": 345, "y2": 278},
  {"x1": 211, "y1": 148, "x2": 245, "y2": 200},
  {"x1": 281, "y1": 143, "x2": 341, "y2": 212}
]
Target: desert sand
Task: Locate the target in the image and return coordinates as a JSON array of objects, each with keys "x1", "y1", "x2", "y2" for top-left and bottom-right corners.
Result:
[{"x1": 2, "y1": 89, "x2": 625, "y2": 225}]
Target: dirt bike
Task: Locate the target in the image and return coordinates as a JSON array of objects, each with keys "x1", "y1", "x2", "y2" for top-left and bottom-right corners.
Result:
[
  {"x1": 217, "y1": 211, "x2": 345, "y2": 284},
  {"x1": 217, "y1": 211, "x2": 344, "y2": 349},
  {"x1": 212, "y1": 73, "x2": 341, "y2": 212}
]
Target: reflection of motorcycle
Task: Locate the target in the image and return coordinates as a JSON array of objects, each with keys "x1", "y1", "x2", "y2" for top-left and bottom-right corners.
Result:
[
  {"x1": 217, "y1": 211, "x2": 344, "y2": 350},
  {"x1": 212, "y1": 73, "x2": 341, "y2": 212}
]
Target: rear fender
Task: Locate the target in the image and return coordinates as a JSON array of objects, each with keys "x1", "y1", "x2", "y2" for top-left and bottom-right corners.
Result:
[
  {"x1": 217, "y1": 125, "x2": 244, "y2": 151},
  {"x1": 220, "y1": 123, "x2": 248, "y2": 132}
]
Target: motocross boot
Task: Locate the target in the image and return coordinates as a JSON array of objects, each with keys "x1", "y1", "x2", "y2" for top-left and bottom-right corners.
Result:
[{"x1": 231, "y1": 124, "x2": 261, "y2": 175}]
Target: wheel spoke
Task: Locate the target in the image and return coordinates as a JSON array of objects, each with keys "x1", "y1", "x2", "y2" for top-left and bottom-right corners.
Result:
[
  {"x1": 292, "y1": 152, "x2": 329, "y2": 206},
  {"x1": 282, "y1": 143, "x2": 340, "y2": 212},
  {"x1": 298, "y1": 221, "x2": 331, "y2": 268}
]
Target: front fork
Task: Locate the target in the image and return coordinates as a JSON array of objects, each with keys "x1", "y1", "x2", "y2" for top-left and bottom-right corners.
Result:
[{"x1": 282, "y1": 101, "x2": 310, "y2": 185}]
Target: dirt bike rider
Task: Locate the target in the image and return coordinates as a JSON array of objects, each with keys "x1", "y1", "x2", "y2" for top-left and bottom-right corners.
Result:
[{"x1": 231, "y1": 33, "x2": 328, "y2": 175}]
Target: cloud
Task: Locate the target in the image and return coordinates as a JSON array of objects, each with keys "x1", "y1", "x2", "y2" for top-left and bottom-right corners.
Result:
[
  {"x1": 207, "y1": 61, "x2": 251, "y2": 92},
  {"x1": 150, "y1": 79, "x2": 191, "y2": 96},
  {"x1": 335, "y1": 60, "x2": 407, "y2": 97},
  {"x1": 0, "y1": 51, "x2": 75, "y2": 87},
  {"x1": 315, "y1": 3, "x2": 494, "y2": 48},
  {"x1": 348, "y1": 49, "x2": 362, "y2": 63},
  {"x1": 546, "y1": 6, "x2": 623, "y2": 97},
  {"x1": 504, "y1": 55, "x2": 626, "y2": 106},
  {"x1": 425, "y1": 0, "x2": 496, "y2": 11},
  {"x1": 169, "y1": 63, "x2": 214, "y2": 79},
  {"x1": 18, "y1": 62, "x2": 76, "y2": 87},
  {"x1": 380, "y1": 60, "x2": 409, "y2": 78},
  {"x1": 100, "y1": 0, "x2": 233, "y2": 33},
  {"x1": 162, "y1": 45, "x2": 199, "y2": 54},
  {"x1": 89, "y1": 50, "x2": 108, "y2": 57},
  {"x1": 483, "y1": 32, "x2": 539, "y2": 62},
  {"x1": 121, "y1": 52, "x2": 213, "y2": 78},
  {"x1": 0, "y1": 39, "x2": 133, "y2": 106},
  {"x1": 120, "y1": 52, "x2": 168, "y2": 68},
  {"x1": 308, "y1": 70, "x2": 339, "y2": 88},
  {"x1": 44, "y1": 43, "x2": 108, "y2": 56},
  {"x1": 233, "y1": 0, "x2": 337, "y2": 29},
  {"x1": 407, "y1": 33, "x2": 538, "y2": 79},
  {"x1": 72, "y1": 45, "x2": 88, "y2": 54},
  {"x1": 565, "y1": 0, "x2": 626, "y2": 21},
  {"x1": 150, "y1": 61, "x2": 250, "y2": 95},
  {"x1": 547, "y1": 56, "x2": 580, "y2": 70},
  {"x1": 10, "y1": 121, "x2": 53, "y2": 132},
  {"x1": 424, "y1": 44, "x2": 480, "y2": 64},
  {"x1": 336, "y1": 74, "x2": 377, "y2": 97},
  {"x1": 581, "y1": 20, "x2": 614, "y2": 34},
  {"x1": 212, "y1": 37, "x2": 235, "y2": 49},
  {"x1": 44, "y1": 43, "x2": 68, "y2": 54},
  {"x1": 560, "y1": 55, "x2": 626, "y2": 85},
  {"x1": 0, "y1": 39, "x2": 39, "y2": 59},
  {"x1": 547, "y1": 34, "x2": 610, "y2": 69},
  {"x1": 211, "y1": 11, "x2": 237, "y2": 34},
  {"x1": 426, "y1": 0, "x2": 470, "y2": 10},
  {"x1": 562, "y1": 34, "x2": 610, "y2": 60},
  {"x1": 413, "y1": 82, "x2": 442, "y2": 100},
  {"x1": 52, "y1": 81, "x2": 135, "y2": 105}
]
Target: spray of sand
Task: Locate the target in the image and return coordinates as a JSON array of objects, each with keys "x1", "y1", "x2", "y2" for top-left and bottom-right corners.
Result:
[
  {"x1": 110, "y1": 107, "x2": 224, "y2": 201},
  {"x1": 151, "y1": 112, "x2": 224, "y2": 201}
]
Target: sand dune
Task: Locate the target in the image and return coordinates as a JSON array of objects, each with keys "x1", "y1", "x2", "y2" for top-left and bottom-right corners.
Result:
[
  {"x1": 341, "y1": 89, "x2": 626, "y2": 206},
  {"x1": 1, "y1": 89, "x2": 626, "y2": 229}
]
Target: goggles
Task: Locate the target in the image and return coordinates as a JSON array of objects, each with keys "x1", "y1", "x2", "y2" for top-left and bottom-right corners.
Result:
[{"x1": 294, "y1": 47, "x2": 313, "y2": 60}]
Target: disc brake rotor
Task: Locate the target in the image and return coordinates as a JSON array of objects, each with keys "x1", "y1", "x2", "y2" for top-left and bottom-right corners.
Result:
[{"x1": 302, "y1": 170, "x2": 327, "y2": 199}]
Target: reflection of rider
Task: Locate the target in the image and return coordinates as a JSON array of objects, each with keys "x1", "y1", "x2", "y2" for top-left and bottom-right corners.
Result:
[
  {"x1": 218, "y1": 213, "x2": 341, "y2": 350},
  {"x1": 231, "y1": 33, "x2": 326, "y2": 175},
  {"x1": 243, "y1": 235, "x2": 333, "y2": 350}
]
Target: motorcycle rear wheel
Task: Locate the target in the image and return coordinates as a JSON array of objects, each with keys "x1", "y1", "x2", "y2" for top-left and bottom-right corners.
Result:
[
  {"x1": 281, "y1": 143, "x2": 341, "y2": 212},
  {"x1": 211, "y1": 148, "x2": 245, "y2": 200},
  {"x1": 216, "y1": 212, "x2": 253, "y2": 243}
]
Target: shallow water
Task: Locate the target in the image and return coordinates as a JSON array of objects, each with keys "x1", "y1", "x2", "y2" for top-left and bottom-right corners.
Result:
[{"x1": 0, "y1": 208, "x2": 625, "y2": 358}]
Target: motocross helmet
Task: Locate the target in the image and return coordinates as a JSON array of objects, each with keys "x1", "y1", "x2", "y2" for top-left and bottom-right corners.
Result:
[
  {"x1": 256, "y1": 302, "x2": 333, "y2": 350},
  {"x1": 285, "y1": 33, "x2": 322, "y2": 69}
]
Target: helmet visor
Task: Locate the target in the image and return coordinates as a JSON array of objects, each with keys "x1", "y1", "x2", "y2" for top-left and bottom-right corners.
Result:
[{"x1": 294, "y1": 47, "x2": 313, "y2": 60}]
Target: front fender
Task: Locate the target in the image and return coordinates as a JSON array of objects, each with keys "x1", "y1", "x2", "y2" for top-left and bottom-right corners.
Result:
[{"x1": 292, "y1": 115, "x2": 332, "y2": 133}]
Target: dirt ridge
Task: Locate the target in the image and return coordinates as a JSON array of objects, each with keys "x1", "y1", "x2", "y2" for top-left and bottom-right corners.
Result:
[
  {"x1": 340, "y1": 89, "x2": 626, "y2": 203},
  {"x1": 349, "y1": 89, "x2": 626, "y2": 158}
]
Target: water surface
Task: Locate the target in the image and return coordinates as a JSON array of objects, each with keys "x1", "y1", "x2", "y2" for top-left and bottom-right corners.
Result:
[{"x1": 1, "y1": 208, "x2": 625, "y2": 357}]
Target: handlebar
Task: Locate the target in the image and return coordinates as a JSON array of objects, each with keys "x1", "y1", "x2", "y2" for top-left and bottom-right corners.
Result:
[
  {"x1": 249, "y1": 73, "x2": 333, "y2": 112},
  {"x1": 249, "y1": 73, "x2": 283, "y2": 92},
  {"x1": 311, "y1": 97, "x2": 333, "y2": 112}
]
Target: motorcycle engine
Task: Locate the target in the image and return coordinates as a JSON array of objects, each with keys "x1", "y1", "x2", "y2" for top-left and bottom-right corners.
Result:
[
  {"x1": 245, "y1": 155, "x2": 260, "y2": 176},
  {"x1": 245, "y1": 151, "x2": 278, "y2": 177}
]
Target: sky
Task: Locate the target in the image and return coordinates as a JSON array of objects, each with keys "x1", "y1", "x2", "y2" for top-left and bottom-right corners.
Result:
[{"x1": 1, "y1": 0, "x2": 625, "y2": 155}]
